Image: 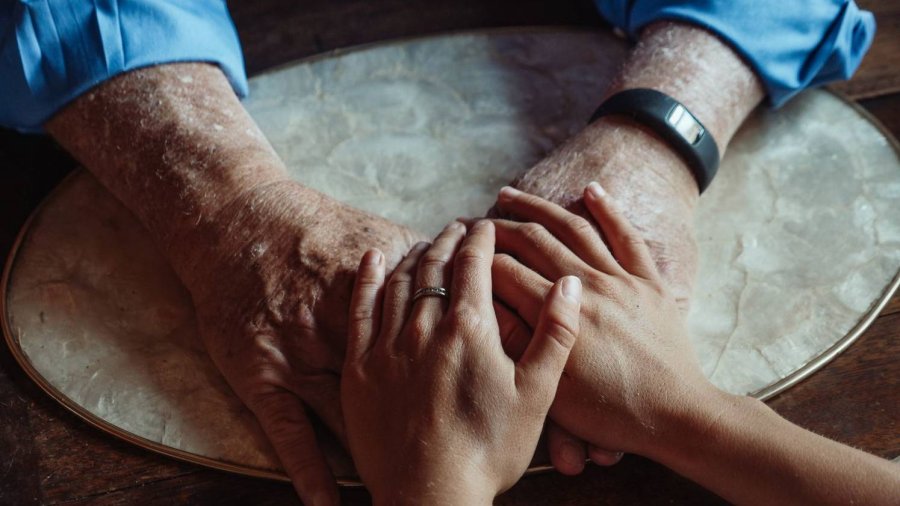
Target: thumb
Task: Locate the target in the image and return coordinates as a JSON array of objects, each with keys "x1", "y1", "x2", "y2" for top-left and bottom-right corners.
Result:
[{"x1": 515, "y1": 276, "x2": 581, "y2": 404}]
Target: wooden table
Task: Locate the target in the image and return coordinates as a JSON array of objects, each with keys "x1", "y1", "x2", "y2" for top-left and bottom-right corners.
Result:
[{"x1": 1, "y1": 1, "x2": 897, "y2": 504}]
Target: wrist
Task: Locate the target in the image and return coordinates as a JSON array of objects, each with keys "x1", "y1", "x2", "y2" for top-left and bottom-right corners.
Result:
[
  {"x1": 581, "y1": 116, "x2": 701, "y2": 203},
  {"x1": 646, "y1": 384, "x2": 762, "y2": 469},
  {"x1": 604, "y1": 21, "x2": 764, "y2": 147},
  {"x1": 165, "y1": 179, "x2": 325, "y2": 293},
  {"x1": 513, "y1": 115, "x2": 700, "y2": 212}
]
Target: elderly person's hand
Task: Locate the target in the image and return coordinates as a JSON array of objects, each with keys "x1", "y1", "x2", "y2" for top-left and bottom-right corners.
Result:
[
  {"x1": 341, "y1": 221, "x2": 581, "y2": 505},
  {"x1": 45, "y1": 63, "x2": 425, "y2": 506},
  {"x1": 186, "y1": 180, "x2": 422, "y2": 503}
]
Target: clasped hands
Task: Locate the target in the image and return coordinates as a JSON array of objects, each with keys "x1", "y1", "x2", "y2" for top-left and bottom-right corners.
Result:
[{"x1": 342, "y1": 182, "x2": 715, "y2": 504}]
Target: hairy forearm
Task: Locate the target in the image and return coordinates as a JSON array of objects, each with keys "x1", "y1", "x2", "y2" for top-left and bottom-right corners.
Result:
[
  {"x1": 515, "y1": 21, "x2": 764, "y2": 205},
  {"x1": 656, "y1": 392, "x2": 900, "y2": 506},
  {"x1": 608, "y1": 21, "x2": 765, "y2": 148},
  {"x1": 508, "y1": 22, "x2": 765, "y2": 307},
  {"x1": 44, "y1": 63, "x2": 302, "y2": 281}
]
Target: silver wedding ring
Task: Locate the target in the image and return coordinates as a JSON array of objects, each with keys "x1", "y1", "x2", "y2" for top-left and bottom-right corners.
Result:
[{"x1": 412, "y1": 286, "x2": 450, "y2": 302}]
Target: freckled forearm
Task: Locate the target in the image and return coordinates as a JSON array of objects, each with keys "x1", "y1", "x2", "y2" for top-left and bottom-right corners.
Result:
[
  {"x1": 519, "y1": 21, "x2": 765, "y2": 205},
  {"x1": 44, "y1": 64, "x2": 302, "y2": 263},
  {"x1": 606, "y1": 21, "x2": 765, "y2": 149},
  {"x1": 506, "y1": 22, "x2": 766, "y2": 308}
]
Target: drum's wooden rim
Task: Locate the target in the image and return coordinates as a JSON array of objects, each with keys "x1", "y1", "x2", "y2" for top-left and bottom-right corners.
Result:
[{"x1": 3, "y1": 26, "x2": 899, "y2": 486}]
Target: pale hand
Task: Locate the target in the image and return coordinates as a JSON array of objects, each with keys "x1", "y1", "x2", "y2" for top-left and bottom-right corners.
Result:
[
  {"x1": 341, "y1": 221, "x2": 581, "y2": 505},
  {"x1": 490, "y1": 184, "x2": 900, "y2": 506},
  {"x1": 489, "y1": 183, "x2": 715, "y2": 457}
]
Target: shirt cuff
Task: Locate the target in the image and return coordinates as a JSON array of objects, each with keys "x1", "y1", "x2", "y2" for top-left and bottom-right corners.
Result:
[
  {"x1": 593, "y1": 0, "x2": 875, "y2": 107},
  {"x1": 0, "y1": 1, "x2": 248, "y2": 133}
]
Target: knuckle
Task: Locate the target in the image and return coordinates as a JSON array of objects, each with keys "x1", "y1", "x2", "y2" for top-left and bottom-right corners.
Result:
[
  {"x1": 443, "y1": 316, "x2": 470, "y2": 339},
  {"x1": 449, "y1": 306, "x2": 484, "y2": 332},
  {"x1": 493, "y1": 252, "x2": 515, "y2": 267},
  {"x1": 491, "y1": 253, "x2": 519, "y2": 276},
  {"x1": 542, "y1": 316, "x2": 578, "y2": 351},
  {"x1": 387, "y1": 271, "x2": 413, "y2": 290},
  {"x1": 454, "y1": 245, "x2": 486, "y2": 268},
  {"x1": 564, "y1": 215, "x2": 595, "y2": 238},
  {"x1": 623, "y1": 233, "x2": 647, "y2": 249},
  {"x1": 409, "y1": 318, "x2": 432, "y2": 341},
  {"x1": 615, "y1": 274, "x2": 640, "y2": 293},
  {"x1": 247, "y1": 389, "x2": 293, "y2": 419},
  {"x1": 519, "y1": 222, "x2": 549, "y2": 244},
  {"x1": 519, "y1": 192, "x2": 543, "y2": 208},
  {"x1": 354, "y1": 274, "x2": 376, "y2": 289},
  {"x1": 584, "y1": 271, "x2": 611, "y2": 291},
  {"x1": 285, "y1": 446, "x2": 327, "y2": 476},
  {"x1": 349, "y1": 306, "x2": 373, "y2": 326},
  {"x1": 419, "y1": 255, "x2": 449, "y2": 271}
]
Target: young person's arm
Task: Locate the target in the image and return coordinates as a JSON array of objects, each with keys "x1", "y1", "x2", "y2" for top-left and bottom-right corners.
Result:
[{"x1": 489, "y1": 184, "x2": 900, "y2": 505}]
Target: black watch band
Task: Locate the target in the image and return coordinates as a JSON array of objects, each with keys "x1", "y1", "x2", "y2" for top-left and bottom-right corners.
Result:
[{"x1": 588, "y1": 88, "x2": 719, "y2": 193}]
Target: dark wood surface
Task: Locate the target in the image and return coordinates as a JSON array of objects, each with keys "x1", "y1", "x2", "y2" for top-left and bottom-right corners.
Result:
[{"x1": 1, "y1": 1, "x2": 898, "y2": 504}]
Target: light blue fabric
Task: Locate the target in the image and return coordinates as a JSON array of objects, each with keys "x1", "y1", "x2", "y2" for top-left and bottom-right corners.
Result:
[
  {"x1": 0, "y1": 1, "x2": 876, "y2": 133},
  {"x1": 593, "y1": 0, "x2": 875, "y2": 107},
  {"x1": 0, "y1": 1, "x2": 247, "y2": 133}
]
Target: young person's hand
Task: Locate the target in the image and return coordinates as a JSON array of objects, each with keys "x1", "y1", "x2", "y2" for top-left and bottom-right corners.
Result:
[
  {"x1": 489, "y1": 183, "x2": 714, "y2": 458},
  {"x1": 488, "y1": 184, "x2": 900, "y2": 506},
  {"x1": 341, "y1": 221, "x2": 581, "y2": 505}
]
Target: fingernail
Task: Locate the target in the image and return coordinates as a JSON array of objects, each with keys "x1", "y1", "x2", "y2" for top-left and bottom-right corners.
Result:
[
  {"x1": 499, "y1": 186, "x2": 521, "y2": 201},
  {"x1": 447, "y1": 221, "x2": 464, "y2": 232},
  {"x1": 414, "y1": 241, "x2": 430, "y2": 251},
  {"x1": 587, "y1": 181, "x2": 606, "y2": 198},
  {"x1": 561, "y1": 276, "x2": 582, "y2": 302},
  {"x1": 364, "y1": 250, "x2": 383, "y2": 266}
]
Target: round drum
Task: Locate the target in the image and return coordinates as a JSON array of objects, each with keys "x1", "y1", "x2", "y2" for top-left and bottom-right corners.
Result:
[{"x1": 4, "y1": 29, "x2": 900, "y2": 483}]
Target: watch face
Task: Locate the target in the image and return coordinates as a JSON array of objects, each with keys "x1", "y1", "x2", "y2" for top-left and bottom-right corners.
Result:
[{"x1": 667, "y1": 103, "x2": 705, "y2": 145}]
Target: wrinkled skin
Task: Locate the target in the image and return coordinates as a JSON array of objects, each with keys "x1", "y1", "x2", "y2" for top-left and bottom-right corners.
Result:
[
  {"x1": 497, "y1": 117, "x2": 699, "y2": 312},
  {"x1": 182, "y1": 180, "x2": 424, "y2": 504}
]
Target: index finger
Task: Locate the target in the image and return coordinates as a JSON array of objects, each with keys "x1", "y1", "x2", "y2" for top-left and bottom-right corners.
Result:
[
  {"x1": 346, "y1": 249, "x2": 385, "y2": 363},
  {"x1": 449, "y1": 220, "x2": 495, "y2": 313}
]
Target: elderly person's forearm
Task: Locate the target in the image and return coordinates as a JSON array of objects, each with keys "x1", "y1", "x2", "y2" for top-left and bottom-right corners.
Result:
[
  {"x1": 45, "y1": 62, "x2": 422, "y2": 506},
  {"x1": 506, "y1": 21, "x2": 764, "y2": 319},
  {"x1": 45, "y1": 63, "x2": 295, "y2": 285},
  {"x1": 513, "y1": 21, "x2": 764, "y2": 206}
]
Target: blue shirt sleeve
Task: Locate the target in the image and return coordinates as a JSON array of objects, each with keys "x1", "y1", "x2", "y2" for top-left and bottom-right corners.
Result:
[
  {"x1": 0, "y1": 1, "x2": 248, "y2": 133},
  {"x1": 593, "y1": 0, "x2": 875, "y2": 107}
]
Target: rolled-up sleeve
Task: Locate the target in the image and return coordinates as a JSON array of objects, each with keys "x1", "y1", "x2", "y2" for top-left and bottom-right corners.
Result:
[
  {"x1": 0, "y1": 1, "x2": 248, "y2": 133},
  {"x1": 594, "y1": 0, "x2": 875, "y2": 107}
]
